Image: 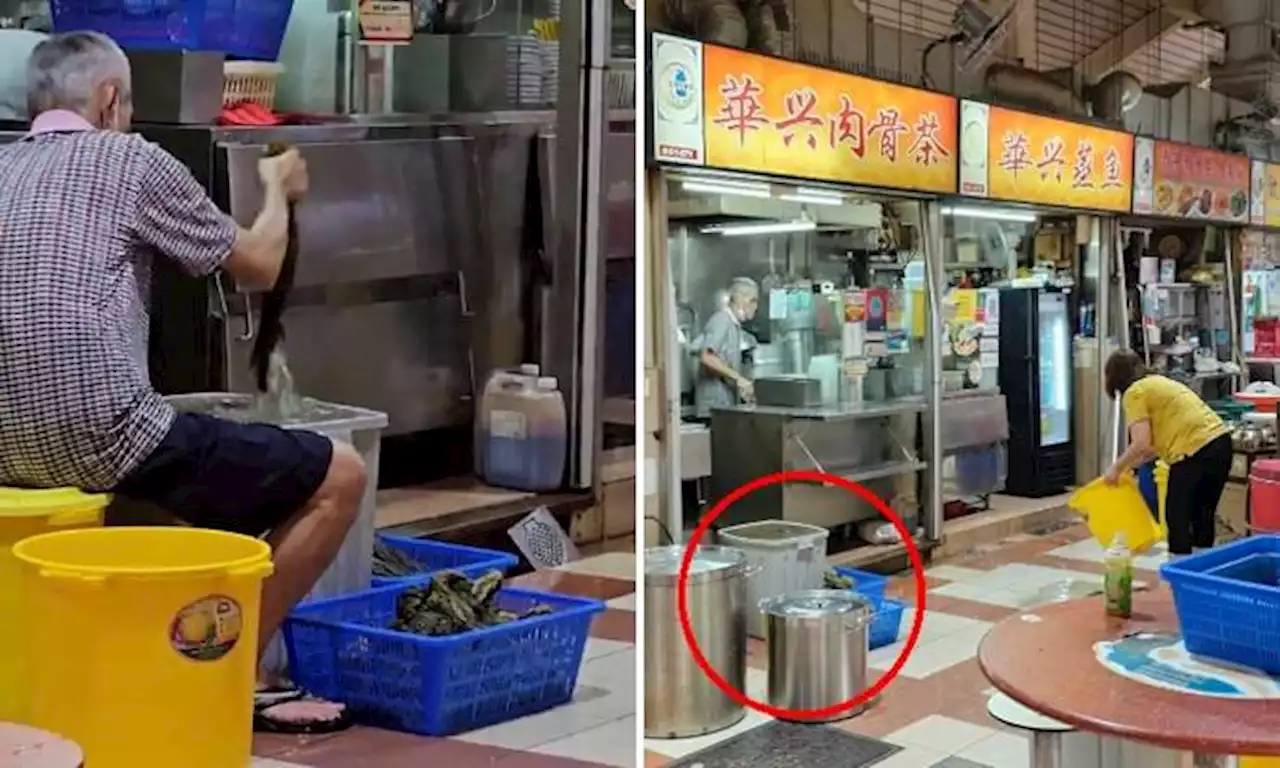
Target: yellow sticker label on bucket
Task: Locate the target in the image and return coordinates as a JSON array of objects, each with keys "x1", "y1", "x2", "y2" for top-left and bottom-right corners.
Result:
[{"x1": 170, "y1": 595, "x2": 242, "y2": 662}]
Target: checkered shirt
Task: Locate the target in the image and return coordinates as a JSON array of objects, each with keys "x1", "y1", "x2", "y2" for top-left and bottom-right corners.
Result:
[{"x1": 0, "y1": 127, "x2": 238, "y2": 491}]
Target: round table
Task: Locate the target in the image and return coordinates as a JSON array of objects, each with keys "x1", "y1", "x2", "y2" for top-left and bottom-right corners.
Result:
[
  {"x1": 977, "y1": 589, "x2": 1280, "y2": 766},
  {"x1": 0, "y1": 723, "x2": 83, "y2": 767}
]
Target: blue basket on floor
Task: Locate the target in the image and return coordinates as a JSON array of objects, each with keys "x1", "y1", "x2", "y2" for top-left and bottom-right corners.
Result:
[
  {"x1": 832, "y1": 566, "x2": 889, "y2": 607},
  {"x1": 373, "y1": 535, "x2": 519, "y2": 587},
  {"x1": 869, "y1": 598, "x2": 905, "y2": 650},
  {"x1": 50, "y1": 0, "x2": 294, "y2": 61},
  {"x1": 1161, "y1": 535, "x2": 1280, "y2": 673},
  {"x1": 284, "y1": 581, "x2": 605, "y2": 737}
]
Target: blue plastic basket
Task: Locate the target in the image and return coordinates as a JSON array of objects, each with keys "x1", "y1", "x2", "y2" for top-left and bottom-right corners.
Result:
[
  {"x1": 832, "y1": 566, "x2": 889, "y2": 607},
  {"x1": 50, "y1": 0, "x2": 294, "y2": 61},
  {"x1": 869, "y1": 598, "x2": 905, "y2": 650},
  {"x1": 284, "y1": 582, "x2": 605, "y2": 737},
  {"x1": 1161, "y1": 535, "x2": 1280, "y2": 673},
  {"x1": 373, "y1": 535, "x2": 519, "y2": 587}
]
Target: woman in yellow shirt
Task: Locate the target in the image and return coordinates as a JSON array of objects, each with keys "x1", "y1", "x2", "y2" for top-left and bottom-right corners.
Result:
[{"x1": 1104, "y1": 350, "x2": 1231, "y2": 555}]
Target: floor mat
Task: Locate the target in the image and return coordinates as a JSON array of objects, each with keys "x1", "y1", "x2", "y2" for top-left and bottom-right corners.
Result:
[
  {"x1": 668, "y1": 721, "x2": 898, "y2": 767},
  {"x1": 931, "y1": 758, "x2": 990, "y2": 768}
]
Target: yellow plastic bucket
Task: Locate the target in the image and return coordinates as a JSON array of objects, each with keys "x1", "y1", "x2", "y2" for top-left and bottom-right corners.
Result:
[
  {"x1": 1068, "y1": 474, "x2": 1164, "y2": 553},
  {"x1": 1242, "y1": 759, "x2": 1280, "y2": 767},
  {"x1": 0, "y1": 487, "x2": 108, "y2": 722},
  {"x1": 14, "y1": 527, "x2": 273, "y2": 768}
]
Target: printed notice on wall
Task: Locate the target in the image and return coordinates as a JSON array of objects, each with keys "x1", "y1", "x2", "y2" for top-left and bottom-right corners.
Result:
[
  {"x1": 358, "y1": 0, "x2": 414, "y2": 44},
  {"x1": 958, "y1": 100, "x2": 990, "y2": 197},
  {"x1": 651, "y1": 33, "x2": 705, "y2": 165}
]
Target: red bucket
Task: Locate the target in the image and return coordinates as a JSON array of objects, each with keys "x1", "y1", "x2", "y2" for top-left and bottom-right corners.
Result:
[{"x1": 1250, "y1": 459, "x2": 1280, "y2": 534}]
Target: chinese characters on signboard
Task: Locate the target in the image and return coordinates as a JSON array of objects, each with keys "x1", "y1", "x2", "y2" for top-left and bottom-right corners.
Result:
[
  {"x1": 959, "y1": 101, "x2": 1133, "y2": 212},
  {"x1": 701, "y1": 45, "x2": 958, "y2": 194},
  {"x1": 1132, "y1": 139, "x2": 1250, "y2": 223}
]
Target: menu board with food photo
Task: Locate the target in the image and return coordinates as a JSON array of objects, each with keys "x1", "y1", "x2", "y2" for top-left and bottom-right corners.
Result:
[
  {"x1": 1263, "y1": 162, "x2": 1280, "y2": 229},
  {"x1": 1131, "y1": 140, "x2": 1250, "y2": 223}
]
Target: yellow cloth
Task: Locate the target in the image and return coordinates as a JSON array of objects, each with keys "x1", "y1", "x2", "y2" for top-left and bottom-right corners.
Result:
[{"x1": 1121, "y1": 375, "x2": 1230, "y2": 464}]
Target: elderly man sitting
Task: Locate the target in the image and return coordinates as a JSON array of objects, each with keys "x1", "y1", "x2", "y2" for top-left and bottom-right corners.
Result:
[{"x1": 0, "y1": 31, "x2": 362, "y2": 732}]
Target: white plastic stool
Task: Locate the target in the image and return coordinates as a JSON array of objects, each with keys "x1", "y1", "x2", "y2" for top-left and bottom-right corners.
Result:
[{"x1": 988, "y1": 692, "x2": 1102, "y2": 768}]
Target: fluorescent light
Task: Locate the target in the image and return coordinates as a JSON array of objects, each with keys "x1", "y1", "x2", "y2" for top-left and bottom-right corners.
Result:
[
  {"x1": 700, "y1": 220, "x2": 818, "y2": 237},
  {"x1": 780, "y1": 193, "x2": 844, "y2": 206},
  {"x1": 941, "y1": 205, "x2": 1038, "y2": 223},
  {"x1": 682, "y1": 180, "x2": 772, "y2": 198}
]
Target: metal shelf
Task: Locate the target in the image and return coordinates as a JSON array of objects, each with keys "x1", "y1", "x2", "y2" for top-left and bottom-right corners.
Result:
[
  {"x1": 835, "y1": 458, "x2": 928, "y2": 483},
  {"x1": 721, "y1": 397, "x2": 927, "y2": 422}
]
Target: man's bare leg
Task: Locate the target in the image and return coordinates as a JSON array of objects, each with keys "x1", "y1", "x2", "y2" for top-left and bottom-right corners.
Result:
[{"x1": 257, "y1": 439, "x2": 367, "y2": 660}]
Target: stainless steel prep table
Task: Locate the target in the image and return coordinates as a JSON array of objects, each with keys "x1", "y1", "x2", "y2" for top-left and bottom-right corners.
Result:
[{"x1": 708, "y1": 398, "x2": 929, "y2": 531}]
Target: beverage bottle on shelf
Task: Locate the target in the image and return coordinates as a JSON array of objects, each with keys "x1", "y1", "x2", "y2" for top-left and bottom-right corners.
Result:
[{"x1": 1103, "y1": 533, "x2": 1133, "y2": 619}]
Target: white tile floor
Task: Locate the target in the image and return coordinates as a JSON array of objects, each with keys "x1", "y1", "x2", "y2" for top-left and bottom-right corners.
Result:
[
  {"x1": 457, "y1": 647, "x2": 636, "y2": 752},
  {"x1": 1049, "y1": 538, "x2": 1170, "y2": 572},
  {"x1": 557, "y1": 552, "x2": 637, "y2": 581},
  {"x1": 868, "y1": 609, "x2": 994, "y2": 680},
  {"x1": 931, "y1": 563, "x2": 1103, "y2": 609},
  {"x1": 888, "y1": 714, "x2": 997, "y2": 754},
  {"x1": 533, "y1": 715, "x2": 636, "y2": 767},
  {"x1": 881, "y1": 715, "x2": 1031, "y2": 768},
  {"x1": 955, "y1": 731, "x2": 1031, "y2": 768}
]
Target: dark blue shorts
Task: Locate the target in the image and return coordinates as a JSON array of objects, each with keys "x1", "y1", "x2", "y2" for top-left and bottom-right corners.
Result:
[{"x1": 113, "y1": 412, "x2": 333, "y2": 537}]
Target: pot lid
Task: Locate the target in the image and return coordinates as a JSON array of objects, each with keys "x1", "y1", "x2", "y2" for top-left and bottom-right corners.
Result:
[
  {"x1": 761, "y1": 589, "x2": 870, "y2": 618},
  {"x1": 644, "y1": 545, "x2": 745, "y2": 577}
]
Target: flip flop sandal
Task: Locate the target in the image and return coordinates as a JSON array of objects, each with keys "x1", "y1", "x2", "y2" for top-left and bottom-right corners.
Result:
[
  {"x1": 254, "y1": 684, "x2": 304, "y2": 709},
  {"x1": 255, "y1": 694, "x2": 352, "y2": 735}
]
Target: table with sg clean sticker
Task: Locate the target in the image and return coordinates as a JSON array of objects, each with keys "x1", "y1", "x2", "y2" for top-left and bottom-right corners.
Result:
[{"x1": 978, "y1": 589, "x2": 1280, "y2": 768}]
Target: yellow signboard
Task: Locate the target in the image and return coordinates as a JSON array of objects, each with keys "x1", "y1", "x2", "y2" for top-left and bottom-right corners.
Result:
[
  {"x1": 960, "y1": 103, "x2": 1134, "y2": 213},
  {"x1": 702, "y1": 45, "x2": 958, "y2": 194}
]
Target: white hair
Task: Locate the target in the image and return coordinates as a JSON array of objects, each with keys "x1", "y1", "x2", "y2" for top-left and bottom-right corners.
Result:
[
  {"x1": 728, "y1": 277, "x2": 759, "y2": 304},
  {"x1": 26, "y1": 31, "x2": 131, "y2": 117}
]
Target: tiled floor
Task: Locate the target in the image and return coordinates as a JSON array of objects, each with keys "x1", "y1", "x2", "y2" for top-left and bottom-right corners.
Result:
[
  {"x1": 255, "y1": 549, "x2": 637, "y2": 768},
  {"x1": 644, "y1": 522, "x2": 1150, "y2": 768}
]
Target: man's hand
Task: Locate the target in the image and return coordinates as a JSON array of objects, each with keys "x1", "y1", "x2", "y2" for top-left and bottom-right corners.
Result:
[
  {"x1": 1103, "y1": 464, "x2": 1122, "y2": 485},
  {"x1": 258, "y1": 149, "x2": 309, "y2": 201},
  {"x1": 736, "y1": 376, "x2": 755, "y2": 403}
]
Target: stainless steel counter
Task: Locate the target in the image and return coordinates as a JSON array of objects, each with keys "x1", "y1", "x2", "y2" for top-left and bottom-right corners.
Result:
[
  {"x1": 713, "y1": 398, "x2": 928, "y2": 422},
  {"x1": 709, "y1": 402, "x2": 927, "y2": 531}
]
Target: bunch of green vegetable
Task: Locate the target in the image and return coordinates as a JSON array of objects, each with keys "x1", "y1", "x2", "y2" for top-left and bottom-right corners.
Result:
[
  {"x1": 823, "y1": 568, "x2": 855, "y2": 590},
  {"x1": 373, "y1": 541, "x2": 425, "y2": 578},
  {"x1": 390, "y1": 570, "x2": 553, "y2": 637}
]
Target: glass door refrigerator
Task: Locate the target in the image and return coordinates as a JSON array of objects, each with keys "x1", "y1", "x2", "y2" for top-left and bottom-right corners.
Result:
[{"x1": 998, "y1": 287, "x2": 1075, "y2": 496}]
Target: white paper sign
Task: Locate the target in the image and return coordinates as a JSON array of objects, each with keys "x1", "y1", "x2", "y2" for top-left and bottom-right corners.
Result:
[{"x1": 1132, "y1": 137, "x2": 1156, "y2": 214}]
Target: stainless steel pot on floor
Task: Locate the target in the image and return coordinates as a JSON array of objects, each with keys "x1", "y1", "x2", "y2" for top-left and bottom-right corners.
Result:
[
  {"x1": 644, "y1": 545, "x2": 751, "y2": 739},
  {"x1": 762, "y1": 589, "x2": 873, "y2": 722}
]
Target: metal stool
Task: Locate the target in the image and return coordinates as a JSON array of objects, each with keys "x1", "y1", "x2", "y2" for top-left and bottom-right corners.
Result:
[
  {"x1": 0, "y1": 722, "x2": 84, "y2": 767},
  {"x1": 988, "y1": 692, "x2": 1100, "y2": 768}
]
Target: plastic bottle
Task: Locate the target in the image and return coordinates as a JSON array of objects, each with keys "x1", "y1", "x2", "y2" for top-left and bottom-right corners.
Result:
[
  {"x1": 479, "y1": 374, "x2": 567, "y2": 491},
  {"x1": 475, "y1": 364, "x2": 541, "y2": 476},
  {"x1": 1103, "y1": 532, "x2": 1133, "y2": 619}
]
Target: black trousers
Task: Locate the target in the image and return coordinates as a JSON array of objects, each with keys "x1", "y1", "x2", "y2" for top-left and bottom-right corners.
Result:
[{"x1": 1164, "y1": 434, "x2": 1232, "y2": 555}]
